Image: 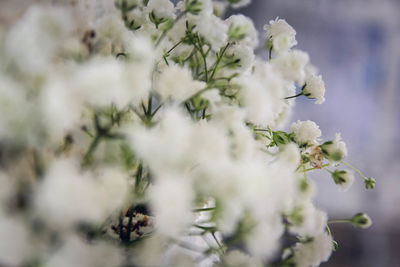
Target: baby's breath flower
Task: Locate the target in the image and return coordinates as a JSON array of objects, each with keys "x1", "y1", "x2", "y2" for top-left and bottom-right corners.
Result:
[
  {"x1": 273, "y1": 50, "x2": 310, "y2": 85},
  {"x1": 293, "y1": 232, "x2": 333, "y2": 267},
  {"x1": 303, "y1": 73, "x2": 326, "y2": 104},
  {"x1": 331, "y1": 169, "x2": 355, "y2": 192},
  {"x1": 291, "y1": 120, "x2": 322, "y2": 147},
  {"x1": 264, "y1": 17, "x2": 297, "y2": 53},
  {"x1": 155, "y1": 64, "x2": 206, "y2": 102},
  {"x1": 320, "y1": 133, "x2": 348, "y2": 163}
]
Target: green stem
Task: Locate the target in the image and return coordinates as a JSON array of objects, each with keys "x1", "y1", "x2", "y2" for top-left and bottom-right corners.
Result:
[
  {"x1": 82, "y1": 134, "x2": 101, "y2": 166},
  {"x1": 284, "y1": 92, "x2": 304, "y2": 100},
  {"x1": 183, "y1": 86, "x2": 211, "y2": 103},
  {"x1": 193, "y1": 224, "x2": 217, "y2": 232},
  {"x1": 328, "y1": 219, "x2": 352, "y2": 224},
  {"x1": 342, "y1": 161, "x2": 368, "y2": 180},
  {"x1": 326, "y1": 224, "x2": 333, "y2": 238},
  {"x1": 269, "y1": 45, "x2": 273, "y2": 60},
  {"x1": 301, "y1": 164, "x2": 331, "y2": 172},
  {"x1": 209, "y1": 42, "x2": 230, "y2": 81},
  {"x1": 166, "y1": 39, "x2": 184, "y2": 55},
  {"x1": 192, "y1": 207, "x2": 216, "y2": 212}
]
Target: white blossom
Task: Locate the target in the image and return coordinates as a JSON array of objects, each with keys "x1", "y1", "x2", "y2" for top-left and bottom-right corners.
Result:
[
  {"x1": 35, "y1": 159, "x2": 129, "y2": 228},
  {"x1": 331, "y1": 169, "x2": 355, "y2": 192},
  {"x1": 273, "y1": 50, "x2": 310, "y2": 85},
  {"x1": 195, "y1": 13, "x2": 228, "y2": 50},
  {"x1": 303, "y1": 73, "x2": 326, "y2": 104},
  {"x1": 45, "y1": 234, "x2": 123, "y2": 267},
  {"x1": 219, "y1": 250, "x2": 262, "y2": 267},
  {"x1": 155, "y1": 64, "x2": 206, "y2": 102},
  {"x1": 291, "y1": 120, "x2": 322, "y2": 146},
  {"x1": 293, "y1": 232, "x2": 333, "y2": 267},
  {"x1": 264, "y1": 18, "x2": 297, "y2": 53},
  {"x1": 0, "y1": 214, "x2": 32, "y2": 266},
  {"x1": 146, "y1": 0, "x2": 175, "y2": 20},
  {"x1": 5, "y1": 6, "x2": 72, "y2": 75},
  {"x1": 320, "y1": 133, "x2": 348, "y2": 163},
  {"x1": 149, "y1": 176, "x2": 194, "y2": 237},
  {"x1": 225, "y1": 14, "x2": 258, "y2": 48}
]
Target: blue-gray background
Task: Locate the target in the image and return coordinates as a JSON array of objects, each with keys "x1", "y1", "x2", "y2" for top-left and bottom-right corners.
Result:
[{"x1": 236, "y1": 0, "x2": 400, "y2": 266}]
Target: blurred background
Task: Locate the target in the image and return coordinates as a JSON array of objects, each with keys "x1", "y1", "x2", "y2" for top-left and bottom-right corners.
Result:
[
  {"x1": 1, "y1": 0, "x2": 399, "y2": 266},
  {"x1": 236, "y1": 0, "x2": 400, "y2": 266}
]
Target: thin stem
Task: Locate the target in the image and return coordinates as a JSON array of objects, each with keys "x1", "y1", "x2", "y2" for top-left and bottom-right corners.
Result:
[
  {"x1": 328, "y1": 219, "x2": 351, "y2": 225},
  {"x1": 193, "y1": 224, "x2": 217, "y2": 232},
  {"x1": 269, "y1": 45, "x2": 273, "y2": 61},
  {"x1": 209, "y1": 42, "x2": 230, "y2": 81},
  {"x1": 183, "y1": 86, "x2": 211, "y2": 103},
  {"x1": 326, "y1": 224, "x2": 333, "y2": 238},
  {"x1": 193, "y1": 35, "x2": 208, "y2": 82},
  {"x1": 284, "y1": 92, "x2": 303, "y2": 100},
  {"x1": 301, "y1": 164, "x2": 331, "y2": 172},
  {"x1": 192, "y1": 207, "x2": 216, "y2": 212},
  {"x1": 166, "y1": 39, "x2": 184, "y2": 55},
  {"x1": 211, "y1": 231, "x2": 224, "y2": 252},
  {"x1": 342, "y1": 161, "x2": 368, "y2": 180}
]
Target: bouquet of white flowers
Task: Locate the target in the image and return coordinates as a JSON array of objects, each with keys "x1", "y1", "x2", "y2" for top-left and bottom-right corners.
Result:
[{"x1": 0, "y1": 0, "x2": 375, "y2": 266}]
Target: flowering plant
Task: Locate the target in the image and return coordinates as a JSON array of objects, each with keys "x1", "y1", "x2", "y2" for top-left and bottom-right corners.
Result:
[{"x1": 0, "y1": 0, "x2": 375, "y2": 266}]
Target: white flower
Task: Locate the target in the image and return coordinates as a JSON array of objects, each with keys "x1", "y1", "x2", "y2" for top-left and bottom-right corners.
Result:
[
  {"x1": 73, "y1": 57, "x2": 152, "y2": 108},
  {"x1": 293, "y1": 232, "x2": 333, "y2": 267},
  {"x1": 225, "y1": 14, "x2": 258, "y2": 48},
  {"x1": 303, "y1": 73, "x2": 326, "y2": 104},
  {"x1": 219, "y1": 250, "x2": 262, "y2": 267},
  {"x1": 280, "y1": 143, "x2": 301, "y2": 170},
  {"x1": 5, "y1": 6, "x2": 72, "y2": 75},
  {"x1": 331, "y1": 170, "x2": 355, "y2": 192},
  {"x1": 235, "y1": 61, "x2": 286, "y2": 126},
  {"x1": 195, "y1": 13, "x2": 228, "y2": 50},
  {"x1": 35, "y1": 159, "x2": 129, "y2": 228},
  {"x1": 289, "y1": 202, "x2": 328, "y2": 237},
  {"x1": 320, "y1": 133, "x2": 348, "y2": 163},
  {"x1": 149, "y1": 175, "x2": 194, "y2": 237},
  {"x1": 0, "y1": 213, "x2": 32, "y2": 266},
  {"x1": 291, "y1": 120, "x2": 322, "y2": 146},
  {"x1": 213, "y1": 1, "x2": 228, "y2": 17},
  {"x1": 45, "y1": 234, "x2": 123, "y2": 267},
  {"x1": 245, "y1": 218, "x2": 284, "y2": 260},
  {"x1": 155, "y1": 64, "x2": 206, "y2": 102},
  {"x1": 273, "y1": 50, "x2": 310, "y2": 85},
  {"x1": 0, "y1": 74, "x2": 42, "y2": 145},
  {"x1": 225, "y1": 43, "x2": 255, "y2": 72},
  {"x1": 201, "y1": 88, "x2": 222, "y2": 110},
  {"x1": 41, "y1": 76, "x2": 84, "y2": 143},
  {"x1": 264, "y1": 18, "x2": 297, "y2": 53},
  {"x1": 147, "y1": 0, "x2": 175, "y2": 21}
]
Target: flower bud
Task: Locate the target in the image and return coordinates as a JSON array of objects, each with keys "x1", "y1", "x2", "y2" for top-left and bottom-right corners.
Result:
[
  {"x1": 331, "y1": 170, "x2": 354, "y2": 192},
  {"x1": 320, "y1": 133, "x2": 347, "y2": 163},
  {"x1": 351, "y1": 213, "x2": 372, "y2": 229},
  {"x1": 364, "y1": 177, "x2": 376, "y2": 190}
]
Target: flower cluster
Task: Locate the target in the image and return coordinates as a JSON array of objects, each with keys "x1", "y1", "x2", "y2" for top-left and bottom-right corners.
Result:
[{"x1": 0, "y1": 1, "x2": 374, "y2": 266}]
